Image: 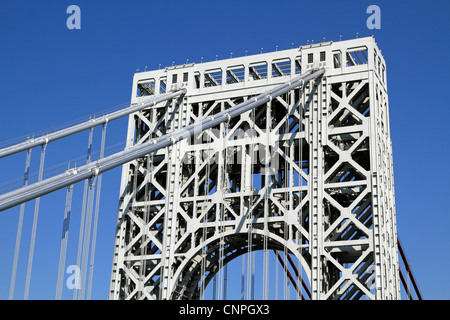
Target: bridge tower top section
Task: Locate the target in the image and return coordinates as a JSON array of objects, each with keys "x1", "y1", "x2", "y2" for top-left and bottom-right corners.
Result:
[{"x1": 131, "y1": 36, "x2": 386, "y2": 102}]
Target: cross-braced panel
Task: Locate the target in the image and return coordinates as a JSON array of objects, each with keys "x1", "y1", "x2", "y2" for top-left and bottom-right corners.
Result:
[{"x1": 109, "y1": 37, "x2": 400, "y2": 300}]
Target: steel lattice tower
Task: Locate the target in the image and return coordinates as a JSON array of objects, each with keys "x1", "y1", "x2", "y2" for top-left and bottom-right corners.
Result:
[{"x1": 109, "y1": 36, "x2": 400, "y2": 300}]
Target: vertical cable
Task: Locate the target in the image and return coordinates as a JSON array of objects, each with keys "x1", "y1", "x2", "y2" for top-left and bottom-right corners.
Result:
[
  {"x1": 9, "y1": 148, "x2": 32, "y2": 300},
  {"x1": 73, "y1": 128, "x2": 94, "y2": 299},
  {"x1": 138, "y1": 150, "x2": 151, "y2": 299},
  {"x1": 275, "y1": 250, "x2": 304, "y2": 299},
  {"x1": 275, "y1": 250, "x2": 279, "y2": 300},
  {"x1": 251, "y1": 250, "x2": 255, "y2": 299},
  {"x1": 24, "y1": 143, "x2": 47, "y2": 299},
  {"x1": 79, "y1": 175, "x2": 97, "y2": 299},
  {"x1": 283, "y1": 93, "x2": 290, "y2": 300},
  {"x1": 298, "y1": 88, "x2": 304, "y2": 300},
  {"x1": 218, "y1": 114, "x2": 228, "y2": 300},
  {"x1": 200, "y1": 129, "x2": 211, "y2": 299},
  {"x1": 87, "y1": 122, "x2": 107, "y2": 300},
  {"x1": 224, "y1": 263, "x2": 228, "y2": 300},
  {"x1": 142, "y1": 151, "x2": 152, "y2": 298},
  {"x1": 127, "y1": 119, "x2": 140, "y2": 299},
  {"x1": 246, "y1": 109, "x2": 255, "y2": 300},
  {"x1": 262, "y1": 100, "x2": 271, "y2": 300},
  {"x1": 212, "y1": 275, "x2": 217, "y2": 300},
  {"x1": 241, "y1": 254, "x2": 245, "y2": 300},
  {"x1": 55, "y1": 182, "x2": 74, "y2": 299}
]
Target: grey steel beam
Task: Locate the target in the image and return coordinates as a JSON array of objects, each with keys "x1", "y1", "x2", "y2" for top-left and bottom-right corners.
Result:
[
  {"x1": 0, "y1": 68, "x2": 324, "y2": 212},
  {"x1": 0, "y1": 89, "x2": 186, "y2": 159}
]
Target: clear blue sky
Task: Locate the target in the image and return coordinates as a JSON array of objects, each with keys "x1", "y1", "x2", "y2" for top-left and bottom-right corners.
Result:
[{"x1": 0, "y1": 0, "x2": 449, "y2": 300}]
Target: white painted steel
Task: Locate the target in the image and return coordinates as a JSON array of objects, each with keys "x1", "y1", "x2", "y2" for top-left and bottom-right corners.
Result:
[{"x1": 109, "y1": 36, "x2": 399, "y2": 300}]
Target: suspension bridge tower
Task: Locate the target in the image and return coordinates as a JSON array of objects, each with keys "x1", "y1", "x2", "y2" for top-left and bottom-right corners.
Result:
[{"x1": 109, "y1": 36, "x2": 400, "y2": 300}]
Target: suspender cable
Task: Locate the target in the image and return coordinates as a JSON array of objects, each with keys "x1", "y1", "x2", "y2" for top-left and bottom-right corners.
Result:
[
  {"x1": 251, "y1": 110, "x2": 256, "y2": 300},
  {"x1": 87, "y1": 122, "x2": 108, "y2": 300},
  {"x1": 130, "y1": 119, "x2": 141, "y2": 299},
  {"x1": 275, "y1": 250, "x2": 279, "y2": 300},
  {"x1": 283, "y1": 95, "x2": 290, "y2": 300},
  {"x1": 24, "y1": 143, "x2": 47, "y2": 299},
  {"x1": 262, "y1": 100, "x2": 271, "y2": 300},
  {"x1": 399, "y1": 268, "x2": 413, "y2": 300},
  {"x1": 55, "y1": 182, "x2": 74, "y2": 300},
  {"x1": 212, "y1": 275, "x2": 217, "y2": 300},
  {"x1": 200, "y1": 129, "x2": 211, "y2": 299},
  {"x1": 246, "y1": 108, "x2": 255, "y2": 300},
  {"x1": 291, "y1": 89, "x2": 302, "y2": 301},
  {"x1": 298, "y1": 88, "x2": 304, "y2": 300},
  {"x1": 200, "y1": 154, "x2": 206, "y2": 299},
  {"x1": 274, "y1": 250, "x2": 305, "y2": 300},
  {"x1": 241, "y1": 251, "x2": 245, "y2": 300},
  {"x1": 139, "y1": 151, "x2": 152, "y2": 299},
  {"x1": 0, "y1": 69, "x2": 324, "y2": 213},
  {"x1": 9, "y1": 148, "x2": 32, "y2": 300},
  {"x1": 73, "y1": 128, "x2": 94, "y2": 300},
  {"x1": 287, "y1": 253, "x2": 311, "y2": 299},
  {"x1": 251, "y1": 250, "x2": 255, "y2": 299},
  {"x1": 137, "y1": 146, "x2": 152, "y2": 299},
  {"x1": 138, "y1": 152, "x2": 148, "y2": 299},
  {"x1": 224, "y1": 263, "x2": 228, "y2": 299},
  {"x1": 218, "y1": 114, "x2": 229, "y2": 300},
  {"x1": 79, "y1": 174, "x2": 97, "y2": 299}
]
